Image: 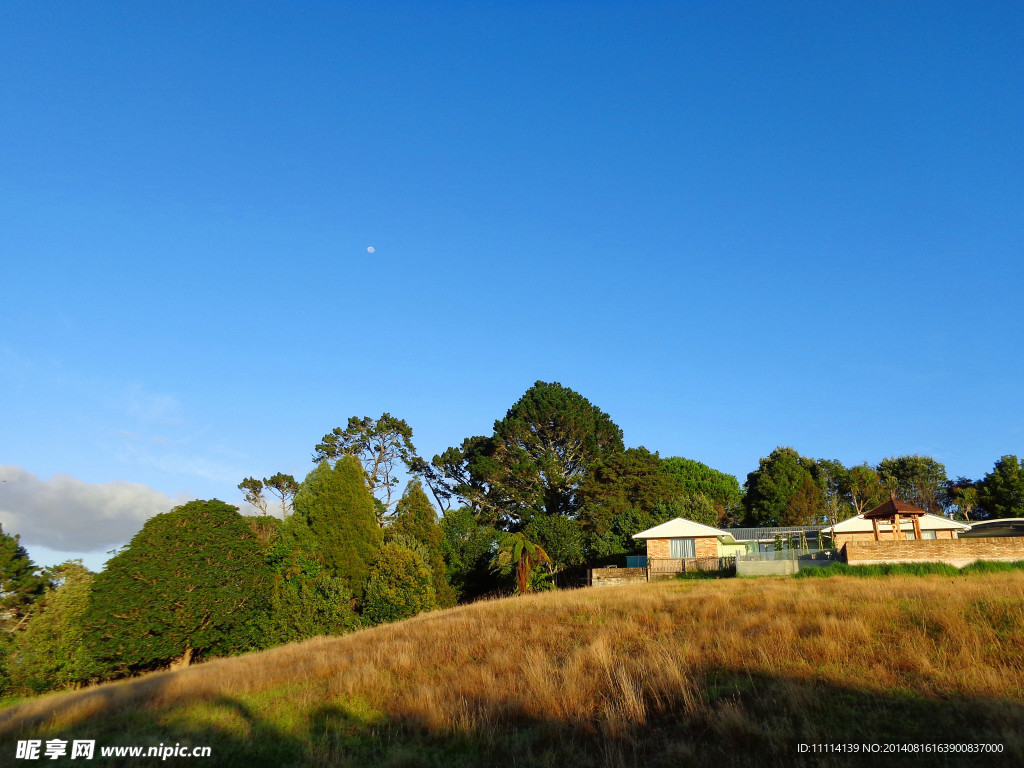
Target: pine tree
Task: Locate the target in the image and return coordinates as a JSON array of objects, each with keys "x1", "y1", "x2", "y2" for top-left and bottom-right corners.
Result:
[
  {"x1": 292, "y1": 456, "x2": 383, "y2": 599},
  {"x1": 390, "y1": 480, "x2": 456, "y2": 608}
]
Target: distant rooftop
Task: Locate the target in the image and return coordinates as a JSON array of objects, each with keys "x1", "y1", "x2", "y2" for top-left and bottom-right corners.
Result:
[{"x1": 725, "y1": 525, "x2": 828, "y2": 542}]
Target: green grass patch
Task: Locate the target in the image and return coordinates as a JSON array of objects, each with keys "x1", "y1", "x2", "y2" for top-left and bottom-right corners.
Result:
[
  {"x1": 795, "y1": 560, "x2": 1024, "y2": 579},
  {"x1": 675, "y1": 566, "x2": 736, "y2": 580}
]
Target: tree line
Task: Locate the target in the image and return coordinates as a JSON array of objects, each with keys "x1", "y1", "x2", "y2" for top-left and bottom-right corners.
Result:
[{"x1": 1, "y1": 380, "x2": 1021, "y2": 698}]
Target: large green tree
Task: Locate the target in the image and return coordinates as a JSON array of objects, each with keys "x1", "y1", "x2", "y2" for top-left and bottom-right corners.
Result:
[
  {"x1": 660, "y1": 456, "x2": 742, "y2": 524},
  {"x1": 841, "y1": 464, "x2": 889, "y2": 516},
  {"x1": 876, "y1": 455, "x2": 947, "y2": 515},
  {"x1": 389, "y1": 480, "x2": 457, "y2": 608},
  {"x1": 84, "y1": 500, "x2": 270, "y2": 676},
  {"x1": 433, "y1": 381, "x2": 624, "y2": 527},
  {"x1": 292, "y1": 456, "x2": 384, "y2": 599},
  {"x1": 977, "y1": 455, "x2": 1024, "y2": 519},
  {"x1": 742, "y1": 447, "x2": 822, "y2": 527}
]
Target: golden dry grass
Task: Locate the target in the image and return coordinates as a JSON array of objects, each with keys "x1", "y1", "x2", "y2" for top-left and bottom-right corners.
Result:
[{"x1": 3, "y1": 573, "x2": 1024, "y2": 766}]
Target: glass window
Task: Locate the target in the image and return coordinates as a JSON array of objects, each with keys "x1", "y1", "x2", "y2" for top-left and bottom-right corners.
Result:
[
  {"x1": 922, "y1": 530, "x2": 937, "y2": 540},
  {"x1": 670, "y1": 537, "x2": 696, "y2": 558}
]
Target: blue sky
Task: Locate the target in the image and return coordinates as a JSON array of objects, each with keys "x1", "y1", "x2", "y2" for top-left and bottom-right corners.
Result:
[{"x1": 1, "y1": 1, "x2": 1022, "y2": 570}]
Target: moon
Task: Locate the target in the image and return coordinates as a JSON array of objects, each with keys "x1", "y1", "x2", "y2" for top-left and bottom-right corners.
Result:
[{"x1": 367, "y1": 246, "x2": 375, "y2": 254}]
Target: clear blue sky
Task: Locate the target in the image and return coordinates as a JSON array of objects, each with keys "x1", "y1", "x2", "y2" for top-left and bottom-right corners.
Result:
[{"x1": 2, "y1": 1, "x2": 1022, "y2": 569}]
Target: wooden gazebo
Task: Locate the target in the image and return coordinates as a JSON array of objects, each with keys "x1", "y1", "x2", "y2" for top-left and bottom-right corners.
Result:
[{"x1": 863, "y1": 497, "x2": 928, "y2": 541}]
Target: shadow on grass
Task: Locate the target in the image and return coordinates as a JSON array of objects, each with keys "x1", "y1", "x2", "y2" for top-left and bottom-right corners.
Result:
[{"x1": 2, "y1": 670, "x2": 1023, "y2": 767}]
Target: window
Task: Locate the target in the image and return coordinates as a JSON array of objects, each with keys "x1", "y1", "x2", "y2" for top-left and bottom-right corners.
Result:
[
  {"x1": 922, "y1": 530, "x2": 937, "y2": 540},
  {"x1": 670, "y1": 537, "x2": 695, "y2": 558}
]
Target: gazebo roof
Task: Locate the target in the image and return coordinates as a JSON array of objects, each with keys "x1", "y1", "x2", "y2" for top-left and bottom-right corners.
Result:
[{"x1": 863, "y1": 498, "x2": 928, "y2": 519}]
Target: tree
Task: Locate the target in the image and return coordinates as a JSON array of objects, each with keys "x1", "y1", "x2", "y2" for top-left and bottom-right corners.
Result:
[
  {"x1": 438, "y1": 507, "x2": 500, "y2": 603},
  {"x1": 742, "y1": 447, "x2": 820, "y2": 527},
  {"x1": 84, "y1": 500, "x2": 270, "y2": 676},
  {"x1": 842, "y1": 464, "x2": 888, "y2": 516},
  {"x1": 292, "y1": 457, "x2": 384, "y2": 599},
  {"x1": 389, "y1": 480, "x2": 457, "y2": 608},
  {"x1": 251, "y1": 516, "x2": 359, "y2": 644},
  {"x1": 490, "y1": 532, "x2": 552, "y2": 594},
  {"x1": 876, "y1": 455, "x2": 947, "y2": 515},
  {"x1": 9, "y1": 561, "x2": 97, "y2": 693},
  {"x1": 578, "y1": 447, "x2": 687, "y2": 541},
  {"x1": 660, "y1": 457, "x2": 742, "y2": 523},
  {"x1": 523, "y1": 514, "x2": 586, "y2": 574},
  {"x1": 977, "y1": 455, "x2": 1024, "y2": 519},
  {"x1": 0, "y1": 524, "x2": 48, "y2": 634},
  {"x1": 810, "y1": 459, "x2": 854, "y2": 525},
  {"x1": 433, "y1": 381, "x2": 624, "y2": 527},
  {"x1": 362, "y1": 542, "x2": 436, "y2": 625},
  {"x1": 784, "y1": 475, "x2": 826, "y2": 526},
  {"x1": 313, "y1": 414, "x2": 428, "y2": 520},
  {"x1": 238, "y1": 473, "x2": 299, "y2": 518}
]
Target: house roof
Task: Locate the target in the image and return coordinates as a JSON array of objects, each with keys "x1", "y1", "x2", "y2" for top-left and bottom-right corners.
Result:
[
  {"x1": 960, "y1": 518, "x2": 1024, "y2": 538},
  {"x1": 863, "y1": 498, "x2": 929, "y2": 519},
  {"x1": 824, "y1": 512, "x2": 970, "y2": 534},
  {"x1": 724, "y1": 525, "x2": 828, "y2": 543},
  {"x1": 632, "y1": 517, "x2": 726, "y2": 540}
]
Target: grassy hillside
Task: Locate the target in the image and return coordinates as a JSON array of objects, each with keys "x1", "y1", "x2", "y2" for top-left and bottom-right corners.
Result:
[{"x1": 2, "y1": 573, "x2": 1023, "y2": 767}]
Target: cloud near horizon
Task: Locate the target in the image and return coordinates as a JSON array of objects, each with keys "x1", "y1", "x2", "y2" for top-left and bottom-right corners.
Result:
[{"x1": 0, "y1": 466, "x2": 190, "y2": 552}]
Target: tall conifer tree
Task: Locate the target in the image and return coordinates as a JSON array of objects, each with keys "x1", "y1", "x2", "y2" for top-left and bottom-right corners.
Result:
[
  {"x1": 390, "y1": 480, "x2": 456, "y2": 608},
  {"x1": 292, "y1": 456, "x2": 383, "y2": 599}
]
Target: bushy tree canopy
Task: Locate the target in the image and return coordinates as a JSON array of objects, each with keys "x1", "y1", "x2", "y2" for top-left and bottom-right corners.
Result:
[
  {"x1": 292, "y1": 456, "x2": 384, "y2": 599},
  {"x1": 432, "y1": 381, "x2": 624, "y2": 526},
  {"x1": 362, "y1": 542, "x2": 436, "y2": 625},
  {"x1": 876, "y1": 455, "x2": 947, "y2": 515},
  {"x1": 0, "y1": 524, "x2": 48, "y2": 633},
  {"x1": 742, "y1": 447, "x2": 821, "y2": 526},
  {"x1": 390, "y1": 480, "x2": 456, "y2": 608},
  {"x1": 84, "y1": 500, "x2": 270, "y2": 676},
  {"x1": 978, "y1": 455, "x2": 1024, "y2": 518}
]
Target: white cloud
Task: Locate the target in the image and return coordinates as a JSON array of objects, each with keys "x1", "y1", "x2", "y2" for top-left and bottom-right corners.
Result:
[{"x1": 0, "y1": 466, "x2": 189, "y2": 552}]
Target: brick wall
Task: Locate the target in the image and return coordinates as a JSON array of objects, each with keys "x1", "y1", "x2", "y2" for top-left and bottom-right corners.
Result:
[
  {"x1": 645, "y1": 537, "x2": 718, "y2": 558},
  {"x1": 843, "y1": 537, "x2": 1024, "y2": 567},
  {"x1": 646, "y1": 538, "x2": 670, "y2": 558},
  {"x1": 695, "y1": 536, "x2": 718, "y2": 558},
  {"x1": 834, "y1": 529, "x2": 956, "y2": 549}
]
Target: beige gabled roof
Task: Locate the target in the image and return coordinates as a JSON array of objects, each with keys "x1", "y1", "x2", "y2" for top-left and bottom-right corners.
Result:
[
  {"x1": 632, "y1": 517, "x2": 727, "y2": 540},
  {"x1": 824, "y1": 512, "x2": 970, "y2": 534}
]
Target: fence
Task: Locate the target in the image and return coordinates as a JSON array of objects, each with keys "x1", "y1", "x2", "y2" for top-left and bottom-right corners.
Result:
[{"x1": 647, "y1": 556, "x2": 735, "y2": 575}]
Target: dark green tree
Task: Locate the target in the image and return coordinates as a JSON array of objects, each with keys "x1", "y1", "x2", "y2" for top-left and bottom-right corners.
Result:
[
  {"x1": 810, "y1": 459, "x2": 854, "y2": 525},
  {"x1": 292, "y1": 456, "x2": 383, "y2": 599},
  {"x1": 0, "y1": 524, "x2": 48, "y2": 634},
  {"x1": 438, "y1": 507, "x2": 500, "y2": 602},
  {"x1": 523, "y1": 514, "x2": 586, "y2": 574},
  {"x1": 490, "y1": 532, "x2": 552, "y2": 594},
  {"x1": 362, "y1": 542, "x2": 436, "y2": 625},
  {"x1": 578, "y1": 447, "x2": 686, "y2": 545},
  {"x1": 660, "y1": 457, "x2": 742, "y2": 522},
  {"x1": 977, "y1": 455, "x2": 1024, "y2": 518},
  {"x1": 313, "y1": 414, "x2": 428, "y2": 519},
  {"x1": 876, "y1": 455, "x2": 947, "y2": 515},
  {"x1": 434, "y1": 381, "x2": 624, "y2": 527},
  {"x1": 84, "y1": 500, "x2": 270, "y2": 676},
  {"x1": 389, "y1": 480, "x2": 457, "y2": 608},
  {"x1": 742, "y1": 447, "x2": 820, "y2": 527}
]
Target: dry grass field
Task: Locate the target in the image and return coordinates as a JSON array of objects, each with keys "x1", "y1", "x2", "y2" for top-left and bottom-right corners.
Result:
[{"x1": 2, "y1": 573, "x2": 1024, "y2": 766}]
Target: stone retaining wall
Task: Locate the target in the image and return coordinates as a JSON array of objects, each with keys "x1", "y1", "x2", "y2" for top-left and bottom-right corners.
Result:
[{"x1": 589, "y1": 567, "x2": 648, "y2": 587}]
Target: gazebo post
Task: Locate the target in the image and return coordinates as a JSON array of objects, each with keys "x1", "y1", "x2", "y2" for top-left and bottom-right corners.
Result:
[
  {"x1": 872, "y1": 518, "x2": 880, "y2": 542},
  {"x1": 892, "y1": 513, "x2": 902, "y2": 540},
  {"x1": 912, "y1": 515, "x2": 922, "y2": 540}
]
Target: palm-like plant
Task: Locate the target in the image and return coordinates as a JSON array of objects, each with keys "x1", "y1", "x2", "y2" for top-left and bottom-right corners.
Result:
[{"x1": 491, "y1": 532, "x2": 552, "y2": 594}]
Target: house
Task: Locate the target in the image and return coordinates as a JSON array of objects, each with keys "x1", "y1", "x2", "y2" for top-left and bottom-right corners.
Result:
[
  {"x1": 824, "y1": 506, "x2": 969, "y2": 549},
  {"x1": 632, "y1": 517, "x2": 732, "y2": 559},
  {"x1": 960, "y1": 518, "x2": 1024, "y2": 538}
]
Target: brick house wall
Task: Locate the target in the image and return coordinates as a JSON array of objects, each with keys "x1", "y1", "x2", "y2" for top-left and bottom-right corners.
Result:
[
  {"x1": 843, "y1": 537, "x2": 1024, "y2": 567},
  {"x1": 834, "y1": 529, "x2": 955, "y2": 549},
  {"x1": 645, "y1": 537, "x2": 719, "y2": 558}
]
